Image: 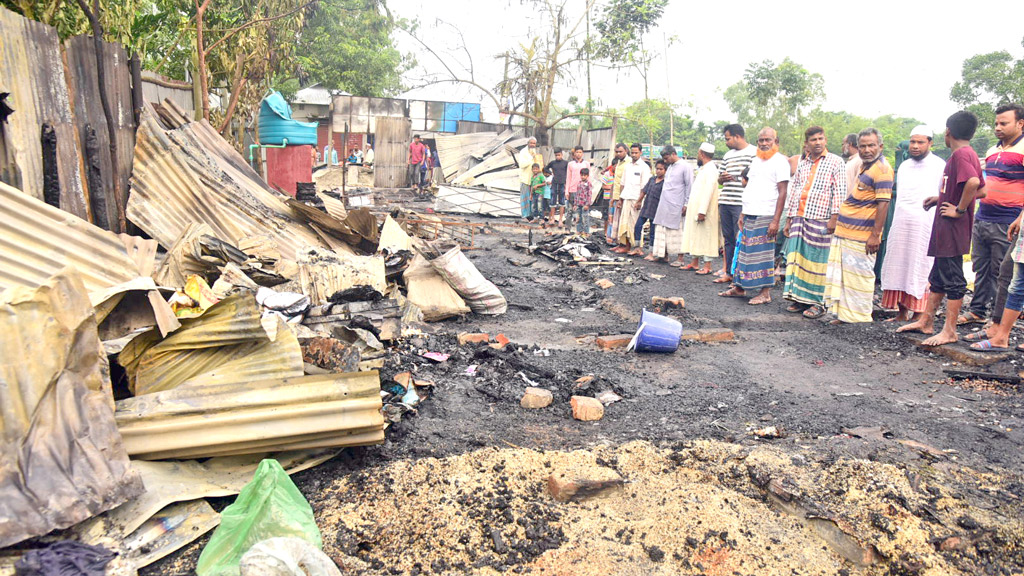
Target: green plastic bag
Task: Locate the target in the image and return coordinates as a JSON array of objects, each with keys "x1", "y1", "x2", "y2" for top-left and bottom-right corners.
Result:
[{"x1": 196, "y1": 459, "x2": 322, "y2": 576}]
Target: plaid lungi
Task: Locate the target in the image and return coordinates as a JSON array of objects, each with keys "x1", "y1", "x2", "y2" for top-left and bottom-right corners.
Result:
[{"x1": 652, "y1": 224, "x2": 684, "y2": 258}]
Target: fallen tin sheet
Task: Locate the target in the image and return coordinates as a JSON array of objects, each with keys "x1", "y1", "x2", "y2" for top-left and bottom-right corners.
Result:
[
  {"x1": 115, "y1": 371, "x2": 385, "y2": 460},
  {"x1": 297, "y1": 246, "x2": 387, "y2": 305},
  {"x1": 0, "y1": 271, "x2": 143, "y2": 548},
  {"x1": 127, "y1": 107, "x2": 325, "y2": 260},
  {"x1": 378, "y1": 215, "x2": 413, "y2": 253},
  {"x1": 434, "y1": 185, "x2": 521, "y2": 217},
  {"x1": 119, "y1": 293, "x2": 304, "y2": 395},
  {"x1": 0, "y1": 181, "x2": 147, "y2": 307}
]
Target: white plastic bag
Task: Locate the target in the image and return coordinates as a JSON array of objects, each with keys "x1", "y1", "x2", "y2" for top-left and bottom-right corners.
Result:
[{"x1": 429, "y1": 246, "x2": 507, "y2": 315}]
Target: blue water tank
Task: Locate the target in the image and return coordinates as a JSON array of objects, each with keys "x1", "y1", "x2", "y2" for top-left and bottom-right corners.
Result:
[{"x1": 258, "y1": 91, "x2": 318, "y2": 145}]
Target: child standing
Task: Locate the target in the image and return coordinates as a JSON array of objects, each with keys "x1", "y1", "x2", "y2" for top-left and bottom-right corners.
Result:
[
  {"x1": 545, "y1": 148, "x2": 569, "y2": 228},
  {"x1": 541, "y1": 167, "x2": 553, "y2": 222},
  {"x1": 574, "y1": 168, "x2": 593, "y2": 236},
  {"x1": 530, "y1": 164, "x2": 545, "y2": 222}
]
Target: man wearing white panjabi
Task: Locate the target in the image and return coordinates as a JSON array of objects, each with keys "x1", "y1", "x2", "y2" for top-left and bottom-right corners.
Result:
[{"x1": 880, "y1": 126, "x2": 947, "y2": 322}]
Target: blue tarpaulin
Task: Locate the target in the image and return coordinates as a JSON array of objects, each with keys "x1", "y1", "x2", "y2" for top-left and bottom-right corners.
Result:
[
  {"x1": 258, "y1": 92, "x2": 318, "y2": 146},
  {"x1": 442, "y1": 102, "x2": 481, "y2": 133}
]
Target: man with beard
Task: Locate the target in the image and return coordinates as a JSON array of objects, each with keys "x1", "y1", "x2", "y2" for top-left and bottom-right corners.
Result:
[
  {"x1": 607, "y1": 143, "x2": 629, "y2": 244},
  {"x1": 842, "y1": 133, "x2": 859, "y2": 161},
  {"x1": 651, "y1": 146, "x2": 693, "y2": 264},
  {"x1": 716, "y1": 124, "x2": 756, "y2": 284},
  {"x1": 679, "y1": 143, "x2": 721, "y2": 272},
  {"x1": 824, "y1": 128, "x2": 893, "y2": 323},
  {"x1": 897, "y1": 111, "x2": 985, "y2": 345},
  {"x1": 880, "y1": 126, "x2": 946, "y2": 322},
  {"x1": 613, "y1": 143, "x2": 652, "y2": 253},
  {"x1": 719, "y1": 128, "x2": 790, "y2": 304},
  {"x1": 961, "y1": 104, "x2": 1024, "y2": 324},
  {"x1": 783, "y1": 126, "x2": 847, "y2": 319}
]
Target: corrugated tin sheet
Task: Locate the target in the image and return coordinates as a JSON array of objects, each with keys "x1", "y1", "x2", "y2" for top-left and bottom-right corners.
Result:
[
  {"x1": 373, "y1": 116, "x2": 411, "y2": 188},
  {"x1": 65, "y1": 35, "x2": 136, "y2": 232},
  {"x1": 128, "y1": 107, "x2": 327, "y2": 260},
  {"x1": 115, "y1": 371, "x2": 385, "y2": 460},
  {"x1": 0, "y1": 7, "x2": 87, "y2": 218},
  {"x1": 0, "y1": 271, "x2": 143, "y2": 547},
  {"x1": 119, "y1": 293, "x2": 304, "y2": 395},
  {"x1": 0, "y1": 181, "x2": 145, "y2": 306}
]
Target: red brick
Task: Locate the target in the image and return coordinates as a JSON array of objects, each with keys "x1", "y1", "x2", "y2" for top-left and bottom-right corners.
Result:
[
  {"x1": 679, "y1": 329, "x2": 700, "y2": 342},
  {"x1": 594, "y1": 278, "x2": 615, "y2": 289},
  {"x1": 458, "y1": 332, "x2": 490, "y2": 345},
  {"x1": 571, "y1": 396, "x2": 604, "y2": 421},
  {"x1": 596, "y1": 334, "x2": 633, "y2": 350},
  {"x1": 547, "y1": 465, "x2": 623, "y2": 501},
  {"x1": 651, "y1": 296, "x2": 685, "y2": 310},
  {"x1": 698, "y1": 328, "x2": 735, "y2": 342},
  {"x1": 520, "y1": 387, "x2": 553, "y2": 409},
  {"x1": 490, "y1": 333, "x2": 511, "y2": 349}
]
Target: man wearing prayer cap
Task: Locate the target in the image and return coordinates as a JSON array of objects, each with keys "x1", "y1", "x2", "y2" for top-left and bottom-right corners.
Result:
[
  {"x1": 880, "y1": 126, "x2": 946, "y2": 322},
  {"x1": 679, "y1": 142, "x2": 721, "y2": 273}
]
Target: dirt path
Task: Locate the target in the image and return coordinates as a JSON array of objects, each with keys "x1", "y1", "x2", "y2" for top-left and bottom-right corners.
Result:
[{"x1": 143, "y1": 217, "x2": 1024, "y2": 575}]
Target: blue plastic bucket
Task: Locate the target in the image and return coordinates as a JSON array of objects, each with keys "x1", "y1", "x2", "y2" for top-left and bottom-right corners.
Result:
[{"x1": 633, "y1": 308, "x2": 682, "y2": 353}]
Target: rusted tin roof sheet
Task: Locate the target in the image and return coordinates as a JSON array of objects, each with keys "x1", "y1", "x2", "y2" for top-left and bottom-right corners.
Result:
[
  {"x1": 0, "y1": 7, "x2": 87, "y2": 219},
  {"x1": 115, "y1": 370, "x2": 385, "y2": 460},
  {"x1": 118, "y1": 293, "x2": 304, "y2": 395},
  {"x1": 0, "y1": 181, "x2": 146, "y2": 306},
  {"x1": 0, "y1": 271, "x2": 143, "y2": 547},
  {"x1": 127, "y1": 107, "x2": 327, "y2": 260}
]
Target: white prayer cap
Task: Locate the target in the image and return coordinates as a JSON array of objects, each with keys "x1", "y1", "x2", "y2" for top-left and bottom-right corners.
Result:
[
  {"x1": 910, "y1": 125, "x2": 932, "y2": 138},
  {"x1": 699, "y1": 142, "x2": 715, "y2": 155}
]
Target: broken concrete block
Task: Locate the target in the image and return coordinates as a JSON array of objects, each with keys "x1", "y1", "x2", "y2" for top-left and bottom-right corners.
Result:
[
  {"x1": 547, "y1": 464, "x2": 623, "y2": 501},
  {"x1": 596, "y1": 334, "x2": 633, "y2": 350},
  {"x1": 594, "y1": 278, "x2": 615, "y2": 289},
  {"x1": 300, "y1": 337, "x2": 360, "y2": 373},
  {"x1": 458, "y1": 332, "x2": 490, "y2": 345},
  {"x1": 596, "y1": 390, "x2": 623, "y2": 405},
  {"x1": 651, "y1": 296, "x2": 685, "y2": 310},
  {"x1": 679, "y1": 329, "x2": 700, "y2": 342},
  {"x1": 521, "y1": 387, "x2": 553, "y2": 409},
  {"x1": 571, "y1": 396, "x2": 604, "y2": 421},
  {"x1": 903, "y1": 333, "x2": 1011, "y2": 367},
  {"x1": 698, "y1": 327, "x2": 735, "y2": 342}
]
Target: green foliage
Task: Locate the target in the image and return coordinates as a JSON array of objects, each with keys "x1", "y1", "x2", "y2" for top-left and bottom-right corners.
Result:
[
  {"x1": 723, "y1": 58, "x2": 824, "y2": 150},
  {"x1": 801, "y1": 110, "x2": 922, "y2": 165},
  {"x1": 295, "y1": 0, "x2": 408, "y2": 97},
  {"x1": 592, "y1": 0, "x2": 667, "y2": 58},
  {"x1": 950, "y1": 38, "x2": 1024, "y2": 128}
]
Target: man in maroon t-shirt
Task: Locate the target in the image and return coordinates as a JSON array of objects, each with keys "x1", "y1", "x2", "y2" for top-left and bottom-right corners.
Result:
[
  {"x1": 898, "y1": 111, "x2": 986, "y2": 345},
  {"x1": 407, "y1": 135, "x2": 427, "y2": 190}
]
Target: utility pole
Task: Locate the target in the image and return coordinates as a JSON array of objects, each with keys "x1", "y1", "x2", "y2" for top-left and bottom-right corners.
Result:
[
  {"x1": 585, "y1": 7, "x2": 592, "y2": 130},
  {"x1": 664, "y1": 32, "x2": 673, "y2": 146}
]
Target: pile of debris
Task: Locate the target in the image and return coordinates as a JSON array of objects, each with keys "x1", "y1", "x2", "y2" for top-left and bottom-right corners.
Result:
[
  {"x1": 0, "y1": 99, "x2": 508, "y2": 574},
  {"x1": 431, "y1": 130, "x2": 531, "y2": 218}
]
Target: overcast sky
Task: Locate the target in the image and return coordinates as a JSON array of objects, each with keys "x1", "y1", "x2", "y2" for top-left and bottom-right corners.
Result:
[{"x1": 388, "y1": 0, "x2": 1022, "y2": 133}]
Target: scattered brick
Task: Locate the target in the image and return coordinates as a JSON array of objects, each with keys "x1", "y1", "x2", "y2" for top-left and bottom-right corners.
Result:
[
  {"x1": 547, "y1": 464, "x2": 623, "y2": 501},
  {"x1": 571, "y1": 396, "x2": 605, "y2": 421},
  {"x1": 651, "y1": 296, "x2": 685, "y2": 310},
  {"x1": 521, "y1": 387, "x2": 553, "y2": 409},
  {"x1": 698, "y1": 328, "x2": 735, "y2": 342},
  {"x1": 596, "y1": 334, "x2": 633, "y2": 350},
  {"x1": 595, "y1": 278, "x2": 615, "y2": 289},
  {"x1": 458, "y1": 332, "x2": 490, "y2": 345}
]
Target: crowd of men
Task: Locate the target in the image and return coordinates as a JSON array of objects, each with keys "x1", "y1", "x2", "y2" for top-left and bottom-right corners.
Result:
[{"x1": 520, "y1": 104, "x2": 1024, "y2": 348}]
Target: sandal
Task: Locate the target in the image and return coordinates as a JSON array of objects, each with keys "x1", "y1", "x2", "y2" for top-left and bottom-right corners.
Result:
[
  {"x1": 786, "y1": 303, "x2": 808, "y2": 313},
  {"x1": 969, "y1": 340, "x2": 1008, "y2": 351},
  {"x1": 803, "y1": 305, "x2": 826, "y2": 319},
  {"x1": 963, "y1": 332, "x2": 989, "y2": 343},
  {"x1": 695, "y1": 269, "x2": 712, "y2": 275},
  {"x1": 719, "y1": 288, "x2": 746, "y2": 298},
  {"x1": 957, "y1": 311, "x2": 985, "y2": 325},
  {"x1": 669, "y1": 261, "x2": 684, "y2": 267}
]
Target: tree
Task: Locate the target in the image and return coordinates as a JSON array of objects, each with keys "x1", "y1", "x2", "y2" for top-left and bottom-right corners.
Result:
[
  {"x1": 294, "y1": 0, "x2": 408, "y2": 97},
  {"x1": 723, "y1": 58, "x2": 824, "y2": 149},
  {"x1": 950, "y1": 38, "x2": 1024, "y2": 128},
  {"x1": 592, "y1": 0, "x2": 668, "y2": 99},
  {"x1": 404, "y1": 0, "x2": 667, "y2": 145}
]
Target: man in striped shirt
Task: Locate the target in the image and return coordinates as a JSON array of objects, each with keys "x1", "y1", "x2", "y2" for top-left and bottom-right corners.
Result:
[
  {"x1": 715, "y1": 124, "x2": 756, "y2": 284},
  {"x1": 962, "y1": 104, "x2": 1024, "y2": 324},
  {"x1": 824, "y1": 128, "x2": 893, "y2": 323}
]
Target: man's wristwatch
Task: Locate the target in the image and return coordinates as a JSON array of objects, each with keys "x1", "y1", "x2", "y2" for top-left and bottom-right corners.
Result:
[{"x1": 956, "y1": 206, "x2": 967, "y2": 215}]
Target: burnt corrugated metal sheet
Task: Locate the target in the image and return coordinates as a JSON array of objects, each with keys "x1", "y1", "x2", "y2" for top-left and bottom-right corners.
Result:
[
  {"x1": 65, "y1": 35, "x2": 136, "y2": 232},
  {"x1": 128, "y1": 107, "x2": 327, "y2": 260},
  {"x1": 115, "y1": 371, "x2": 385, "y2": 460},
  {"x1": 0, "y1": 271, "x2": 143, "y2": 547},
  {"x1": 373, "y1": 116, "x2": 411, "y2": 188},
  {"x1": 0, "y1": 181, "x2": 145, "y2": 306},
  {"x1": 0, "y1": 7, "x2": 87, "y2": 219},
  {"x1": 119, "y1": 293, "x2": 304, "y2": 395}
]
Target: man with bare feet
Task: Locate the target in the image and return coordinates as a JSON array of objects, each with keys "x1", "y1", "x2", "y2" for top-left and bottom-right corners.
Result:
[{"x1": 897, "y1": 111, "x2": 986, "y2": 345}]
